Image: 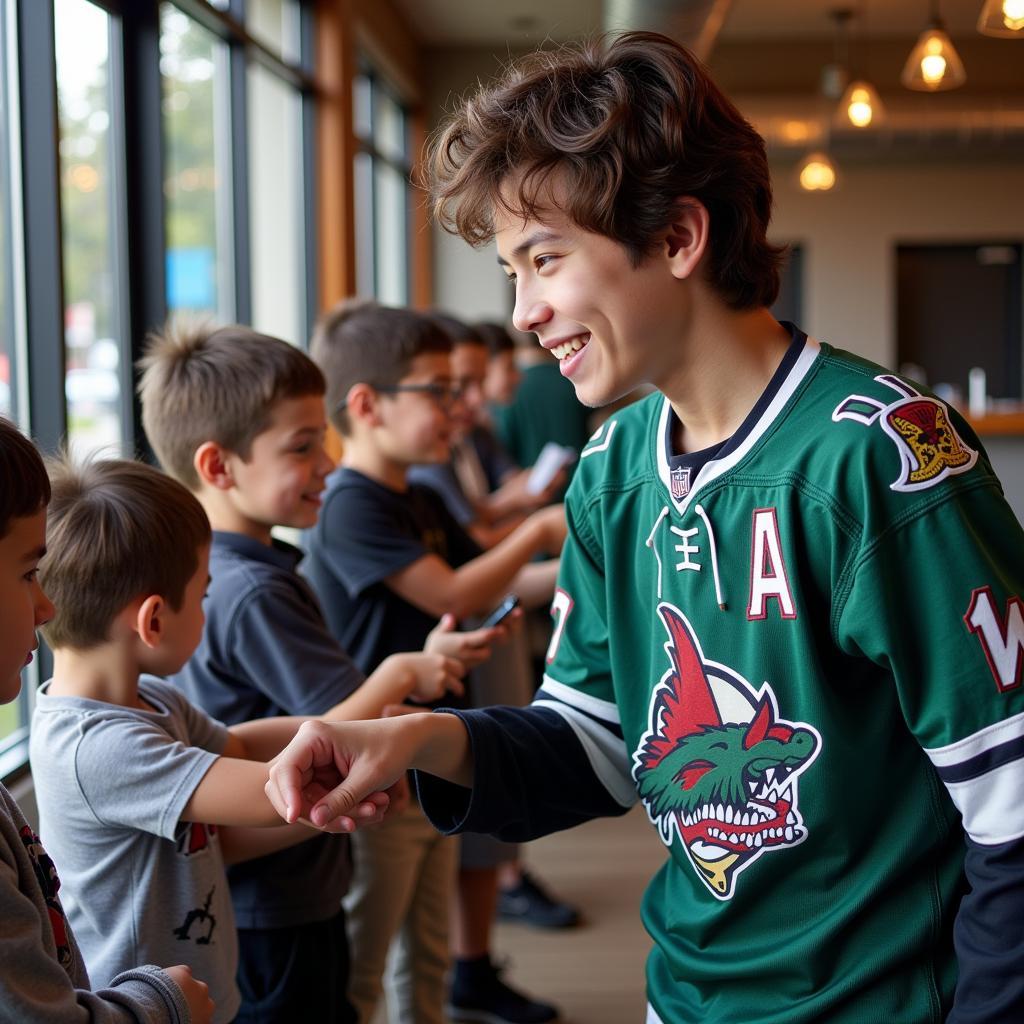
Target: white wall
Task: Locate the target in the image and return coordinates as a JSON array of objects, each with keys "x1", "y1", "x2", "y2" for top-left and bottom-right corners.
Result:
[{"x1": 770, "y1": 159, "x2": 1024, "y2": 366}]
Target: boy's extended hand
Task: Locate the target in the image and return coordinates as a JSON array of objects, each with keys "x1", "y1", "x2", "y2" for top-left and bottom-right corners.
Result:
[
  {"x1": 164, "y1": 965, "x2": 214, "y2": 1023},
  {"x1": 389, "y1": 648, "x2": 466, "y2": 703},
  {"x1": 425, "y1": 612, "x2": 507, "y2": 669}
]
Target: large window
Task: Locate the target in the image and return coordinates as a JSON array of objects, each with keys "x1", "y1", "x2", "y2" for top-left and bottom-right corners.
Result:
[
  {"x1": 161, "y1": 4, "x2": 232, "y2": 322},
  {"x1": 353, "y1": 67, "x2": 412, "y2": 306},
  {"x1": 55, "y1": 0, "x2": 128, "y2": 458},
  {"x1": 0, "y1": 0, "x2": 18, "y2": 424},
  {"x1": 0, "y1": 0, "x2": 30, "y2": 764},
  {"x1": 1, "y1": 0, "x2": 315, "y2": 777},
  {"x1": 248, "y1": 62, "x2": 305, "y2": 343},
  {"x1": 248, "y1": 0, "x2": 301, "y2": 65}
]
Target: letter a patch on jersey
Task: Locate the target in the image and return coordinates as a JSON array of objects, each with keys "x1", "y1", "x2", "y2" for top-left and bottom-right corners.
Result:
[
  {"x1": 748, "y1": 507, "x2": 796, "y2": 619},
  {"x1": 632, "y1": 604, "x2": 821, "y2": 901},
  {"x1": 964, "y1": 586, "x2": 1024, "y2": 693}
]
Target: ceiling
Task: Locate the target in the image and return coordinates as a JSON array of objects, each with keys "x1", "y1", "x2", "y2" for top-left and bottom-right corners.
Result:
[
  {"x1": 395, "y1": 0, "x2": 1024, "y2": 154},
  {"x1": 393, "y1": 0, "x2": 1004, "y2": 47}
]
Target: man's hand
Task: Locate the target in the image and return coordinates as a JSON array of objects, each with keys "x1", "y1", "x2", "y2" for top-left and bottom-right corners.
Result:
[
  {"x1": 265, "y1": 718, "x2": 420, "y2": 832},
  {"x1": 425, "y1": 612, "x2": 507, "y2": 668}
]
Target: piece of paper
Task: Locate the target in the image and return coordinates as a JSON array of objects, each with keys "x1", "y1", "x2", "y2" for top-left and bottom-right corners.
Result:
[{"x1": 526, "y1": 442, "x2": 575, "y2": 494}]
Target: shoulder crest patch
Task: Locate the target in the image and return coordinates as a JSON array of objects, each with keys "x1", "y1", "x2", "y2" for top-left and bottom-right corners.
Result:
[{"x1": 832, "y1": 374, "x2": 977, "y2": 492}]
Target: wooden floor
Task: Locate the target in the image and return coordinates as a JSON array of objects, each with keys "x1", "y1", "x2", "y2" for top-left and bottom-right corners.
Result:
[
  {"x1": 369, "y1": 805, "x2": 666, "y2": 1024},
  {"x1": 485, "y1": 805, "x2": 666, "y2": 1024}
]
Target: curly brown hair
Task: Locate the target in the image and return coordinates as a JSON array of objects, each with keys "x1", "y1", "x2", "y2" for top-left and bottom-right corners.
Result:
[{"x1": 429, "y1": 31, "x2": 784, "y2": 310}]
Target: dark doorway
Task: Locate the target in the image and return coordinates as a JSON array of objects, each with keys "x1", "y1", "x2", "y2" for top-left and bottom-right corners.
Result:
[{"x1": 897, "y1": 243, "x2": 1022, "y2": 400}]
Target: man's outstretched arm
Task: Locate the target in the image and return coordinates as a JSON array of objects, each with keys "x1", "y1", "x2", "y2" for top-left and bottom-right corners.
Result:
[{"x1": 265, "y1": 702, "x2": 635, "y2": 839}]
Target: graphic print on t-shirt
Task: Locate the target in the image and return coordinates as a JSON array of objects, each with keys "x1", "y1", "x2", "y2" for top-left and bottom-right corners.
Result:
[
  {"x1": 173, "y1": 883, "x2": 218, "y2": 945},
  {"x1": 633, "y1": 604, "x2": 821, "y2": 901},
  {"x1": 19, "y1": 824, "x2": 72, "y2": 967},
  {"x1": 174, "y1": 820, "x2": 217, "y2": 858}
]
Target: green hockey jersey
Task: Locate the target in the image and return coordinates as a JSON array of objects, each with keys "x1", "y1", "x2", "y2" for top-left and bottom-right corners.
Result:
[
  {"x1": 418, "y1": 330, "x2": 1024, "y2": 1022},
  {"x1": 537, "y1": 336, "x2": 1024, "y2": 1022}
]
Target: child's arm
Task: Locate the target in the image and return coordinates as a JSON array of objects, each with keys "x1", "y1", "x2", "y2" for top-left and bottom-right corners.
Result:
[
  {"x1": 386, "y1": 504, "x2": 566, "y2": 620},
  {"x1": 217, "y1": 823, "x2": 323, "y2": 865},
  {"x1": 180, "y1": 728, "x2": 389, "y2": 827},
  {"x1": 325, "y1": 614, "x2": 502, "y2": 717},
  {"x1": 1, "y1": 840, "x2": 212, "y2": 1022}
]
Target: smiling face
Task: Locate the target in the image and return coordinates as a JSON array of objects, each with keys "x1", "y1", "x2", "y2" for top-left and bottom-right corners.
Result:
[
  {"x1": 0, "y1": 509, "x2": 55, "y2": 703},
  {"x1": 495, "y1": 193, "x2": 695, "y2": 409},
  {"x1": 225, "y1": 393, "x2": 335, "y2": 531}
]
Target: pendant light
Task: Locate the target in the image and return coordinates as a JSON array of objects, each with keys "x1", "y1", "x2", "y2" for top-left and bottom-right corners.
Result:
[
  {"x1": 837, "y1": 80, "x2": 885, "y2": 127},
  {"x1": 797, "y1": 151, "x2": 838, "y2": 192},
  {"x1": 977, "y1": 0, "x2": 1024, "y2": 36},
  {"x1": 835, "y1": 3, "x2": 884, "y2": 128},
  {"x1": 902, "y1": 1, "x2": 967, "y2": 91}
]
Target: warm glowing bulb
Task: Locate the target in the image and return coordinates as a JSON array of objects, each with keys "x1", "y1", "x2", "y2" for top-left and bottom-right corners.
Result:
[
  {"x1": 799, "y1": 158, "x2": 836, "y2": 192},
  {"x1": 920, "y1": 52, "x2": 947, "y2": 84},
  {"x1": 847, "y1": 87, "x2": 873, "y2": 128},
  {"x1": 1003, "y1": 0, "x2": 1024, "y2": 30}
]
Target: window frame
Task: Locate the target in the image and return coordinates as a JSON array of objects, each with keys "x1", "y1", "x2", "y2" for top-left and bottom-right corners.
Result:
[
  {"x1": 352, "y1": 60, "x2": 413, "y2": 305},
  {"x1": 1, "y1": 0, "x2": 316, "y2": 781}
]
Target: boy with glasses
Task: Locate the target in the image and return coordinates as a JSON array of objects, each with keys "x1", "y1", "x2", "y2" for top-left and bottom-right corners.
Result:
[{"x1": 304, "y1": 299, "x2": 566, "y2": 1024}]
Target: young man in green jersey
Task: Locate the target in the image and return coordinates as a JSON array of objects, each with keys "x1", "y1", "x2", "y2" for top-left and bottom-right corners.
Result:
[{"x1": 264, "y1": 32, "x2": 1024, "y2": 1024}]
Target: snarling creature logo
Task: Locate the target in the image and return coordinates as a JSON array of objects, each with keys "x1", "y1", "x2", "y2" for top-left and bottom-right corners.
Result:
[{"x1": 633, "y1": 604, "x2": 821, "y2": 900}]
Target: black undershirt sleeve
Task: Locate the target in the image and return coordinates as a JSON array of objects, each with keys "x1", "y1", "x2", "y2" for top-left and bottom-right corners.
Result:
[{"x1": 415, "y1": 705, "x2": 632, "y2": 842}]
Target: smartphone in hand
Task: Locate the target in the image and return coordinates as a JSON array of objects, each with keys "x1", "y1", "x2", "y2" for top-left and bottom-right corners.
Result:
[{"x1": 479, "y1": 593, "x2": 520, "y2": 629}]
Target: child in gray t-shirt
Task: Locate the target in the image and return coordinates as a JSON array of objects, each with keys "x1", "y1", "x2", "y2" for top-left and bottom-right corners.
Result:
[
  {"x1": 30, "y1": 677, "x2": 235, "y2": 1017},
  {"x1": 0, "y1": 416, "x2": 212, "y2": 1024},
  {"x1": 28, "y1": 458, "x2": 396, "y2": 1024}
]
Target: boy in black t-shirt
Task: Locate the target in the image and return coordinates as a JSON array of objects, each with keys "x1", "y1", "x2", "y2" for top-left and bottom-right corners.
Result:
[{"x1": 304, "y1": 299, "x2": 565, "y2": 1024}]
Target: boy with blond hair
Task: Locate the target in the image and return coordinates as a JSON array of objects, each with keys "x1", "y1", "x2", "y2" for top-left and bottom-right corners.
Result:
[
  {"x1": 138, "y1": 320, "x2": 493, "y2": 1023},
  {"x1": 268, "y1": 31, "x2": 1024, "y2": 1024},
  {"x1": 305, "y1": 300, "x2": 565, "y2": 1024},
  {"x1": 0, "y1": 419, "x2": 213, "y2": 1023},
  {"x1": 29, "y1": 458, "x2": 391, "y2": 1024}
]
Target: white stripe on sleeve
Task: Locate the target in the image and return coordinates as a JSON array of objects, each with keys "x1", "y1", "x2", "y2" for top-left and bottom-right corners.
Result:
[
  {"x1": 540, "y1": 674, "x2": 621, "y2": 724},
  {"x1": 532, "y1": 699, "x2": 637, "y2": 808}
]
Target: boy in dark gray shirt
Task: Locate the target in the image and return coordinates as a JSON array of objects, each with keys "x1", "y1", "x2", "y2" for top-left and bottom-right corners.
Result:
[{"x1": 139, "y1": 321, "x2": 495, "y2": 1023}]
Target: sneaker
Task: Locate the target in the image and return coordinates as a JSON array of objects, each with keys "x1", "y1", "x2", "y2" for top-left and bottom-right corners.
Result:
[
  {"x1": 497, "y1": 872, "x2": 580, "y2": 930},
  {"x1": 447, "y1": 958, "x2": 559, "y2": 1024}
]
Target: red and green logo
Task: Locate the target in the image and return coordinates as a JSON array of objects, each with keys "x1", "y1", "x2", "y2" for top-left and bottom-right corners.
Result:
[{"x1": 633, "y1": 603, "x2": 821, "y2": 900}]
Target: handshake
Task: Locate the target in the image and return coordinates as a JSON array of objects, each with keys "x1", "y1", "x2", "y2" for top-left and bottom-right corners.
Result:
[{"x1": 265, "y1": 711, "x2": 475, "y2": 832}]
